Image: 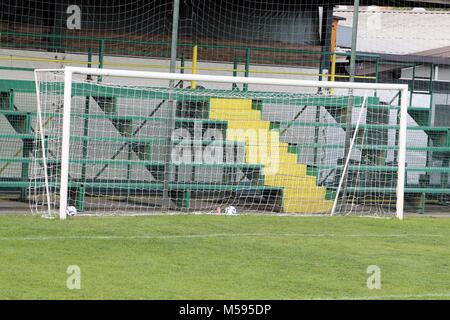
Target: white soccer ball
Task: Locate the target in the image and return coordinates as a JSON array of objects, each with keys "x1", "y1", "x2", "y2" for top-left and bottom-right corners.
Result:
[
  {"x1": 225, "y1": 206, "x2": 237, "y2": 215},
  {"x1": 66, "y1": 206, "x2": 78, "y2": 217}
]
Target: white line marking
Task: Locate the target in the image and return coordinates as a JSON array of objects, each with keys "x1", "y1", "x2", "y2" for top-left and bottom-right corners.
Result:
[
  {"x1": 0, "y1": 233, "x2": 444, "y2": 241},
  {"x1": 316, "y1": 293, "x2": 450, "y2": 300}
]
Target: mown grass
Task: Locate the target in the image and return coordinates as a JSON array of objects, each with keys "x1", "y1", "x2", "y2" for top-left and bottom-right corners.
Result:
[{"x1": 0, "y1": 215, "x2": 449, "y2": 299}]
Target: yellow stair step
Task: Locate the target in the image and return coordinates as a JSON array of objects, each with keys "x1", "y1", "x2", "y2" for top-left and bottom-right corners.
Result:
[
  {"x1": 284, "y1": 189, "x2": 327, "y2": 198},
  {"x1": 210, "y1": 109, "x2": 262, "y2": 121},
  {"x1": 277, "y1": 163, "x2": 307, "y2": 176},
  {"x1": 278, "y1": 152, "x2": 298, "y2": 164},
  {"x1": 227, "y1": 120, "x2": 270, "y2": 130},
  {"x1": 269, "y1": 130, "x2": 280, "y2": 140},
  {"x1": 283, "y1": 200, "x2": 333, "y2": 213},
  {"x1": 210, "y1": 98, "x2": 253, "y2": 111},
  {"x1": 278, "y1": 142, "x2": 289, "y2": 153},
  {"x1": 264, "y1": 175, "x2": 318, "y2": 189},
  {"x1": 283, "y1": 187, "x2": 328, "y2": 199}
]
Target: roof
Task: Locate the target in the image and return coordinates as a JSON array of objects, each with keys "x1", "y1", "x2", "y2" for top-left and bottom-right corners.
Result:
[
  {"x1": 387, "y1": 0, "x2": 450, "y2": 6},
  {"x1": 335, "y1": 7, "x2": 450, "y2": 55},
  {"x1": 416, "y1": 46, "x2": 450, "y2": 59},
  {"x1": 388, "y1": 0, "x2": 449, "y2": 5},
  {"x1": 320, "y1": 0, "x2": 450, "y2": 7}
]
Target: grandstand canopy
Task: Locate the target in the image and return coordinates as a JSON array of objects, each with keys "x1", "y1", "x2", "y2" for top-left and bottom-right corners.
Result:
[{"x1": 1, "y1": 0, "x2": 448, "y2": 62}]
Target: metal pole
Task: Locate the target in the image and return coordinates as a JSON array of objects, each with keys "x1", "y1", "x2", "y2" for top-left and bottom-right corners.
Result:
[
  {"x1": 97, "y1": 39, "x2": 105, "y2": 83},
  {"x1": 79, "y1": 48, "x2": 93, "y2": 212},
  {"x1": 180, "y1": 54, "x2": 185, "y2": 88},
  {"x1": 345, "y1": 0, "x2": 360, "y2": 148},
  {"x1": 169, "y1": 0, "x2": 180, "y2": 75},
  {"x1": 243, "y1": 48, "x2": 251, "y2": 91},
  {"x1": 232, "y1": 55, "x2": 238, "y2": 90},
  {"x1": 341, "y1": 0, "x2": 360, "y2": 211},
  {"x1": 349, "y1": 0, "x2": 360, "y2": 85},
  {"x1": 163, "y1": 0, "x2": 180, "y2": 210},
  {"x1": 191, "y1": 45, "x2": 198, "y2": 89}
]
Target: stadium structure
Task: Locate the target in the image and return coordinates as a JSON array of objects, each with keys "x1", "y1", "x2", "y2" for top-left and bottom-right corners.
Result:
[{"x1": 1, "y1": 0, "x2": 450, "y2": 217}]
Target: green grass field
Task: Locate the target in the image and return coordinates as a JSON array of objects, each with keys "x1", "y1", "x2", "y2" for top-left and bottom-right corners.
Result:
[{"x1": 0, "y1": 214, "x2": 449, "y2": 299}]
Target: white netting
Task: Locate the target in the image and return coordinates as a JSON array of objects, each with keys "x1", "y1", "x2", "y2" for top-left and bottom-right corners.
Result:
[{"x1": 30, "y1": 69, "x2": 406, "y2": 217}]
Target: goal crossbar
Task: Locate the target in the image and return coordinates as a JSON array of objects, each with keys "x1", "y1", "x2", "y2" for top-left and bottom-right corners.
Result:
[{"x1": 38, "y1": 67, "x2": 408, "y2": 91}]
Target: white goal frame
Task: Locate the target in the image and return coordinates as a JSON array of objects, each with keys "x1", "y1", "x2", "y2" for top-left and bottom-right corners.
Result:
[{"x1": 34, "y1": 66, "x2": 409, "y2": 220}]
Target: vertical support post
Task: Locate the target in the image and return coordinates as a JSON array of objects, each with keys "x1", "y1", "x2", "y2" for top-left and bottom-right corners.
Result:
[
  {"x1": 330, "y1": 18, "x2": 339, "y2": 92},
  {"x1": 375, "y1": 58, "x2": 379, "y2": 83},
  {"x1": 318, "y1": 53, "x2": 324, "y2": 82},
  {"x1": 20, "y1": 94, "x2": 32, "y2": 200},
  {"x1": 429, "y1": 63, "x2": 434, "y2": 108},
  {"x1": 191, "y1": 45, "x2": 198, "y2": 89},
  {"x1": 184, "y1": 190, "x2": 191, "y2": 210},
  {"x1": 80, "y1": 48, "x2": 92, "y2": 212},
  {"x1": 420, "y1": 192, "x2": 426, "y2": 215},
  {"x1": 98, "y1": 39, "x2": 105, "y2": 83},
  {"x1": 410, "y1": 63, "x2": 416, "y2": 103},
  {"x1": 316, "y1": 5, "x2": 333, "y2": 164},
  {"x1": 180, "y1": 54, "x2": 185, "y2": 74},
  {"x1": 98, "y1": 40, "x2": 105, "y2": 69},
  {"x1": 232, "y1": 55, "x2": 238, "y2": 90},
  {"x1": 59, "y1": 69, "x2": 74, "y2": 220},
  {"x1": 318, "y1": 5, "x2": 333, "y2": 83},
  {"x1": 243, "y1": 48, "x2": 250, "y2": 91},
  {"x1": 169, "y1": 0, "x2": 179, "y2": 75},
  {"x1": 313, "y1": 106, "x2": 321, "y2": 166},
  {"x1": 341, "y1": 0, "x2": 360, "y2": 205},
  {"x1": 441, "y1": 158, "x2": 449, "y2": 189},
  {"x1": 396, "y1": 87, "x2": 408, "y2": 220},
  {"x1": 20, "y1": 138, "x2": 32, "y2": 201},
  {"x1": 48, "y1": 2, "x2": 65, "y2": 52},
  {"x1": 426, "y1": 63, "x2": 434, "y2": 169},
  {"x1": 349, "y1": 0, "x2": 360, "y2": 85},
  {"x1": 162, "y1": 0, "x2": 180, "y2": 210},
  {"x1": 180, "y1": 53, "x2": 185, "y2": 88}
]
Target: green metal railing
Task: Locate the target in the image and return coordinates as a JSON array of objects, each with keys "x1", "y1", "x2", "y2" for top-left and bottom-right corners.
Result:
[{"x1": 0, "y1": 31, "x2": 381, "y2": 85}]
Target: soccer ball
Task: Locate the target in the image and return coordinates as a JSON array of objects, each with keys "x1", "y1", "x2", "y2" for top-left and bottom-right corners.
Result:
[
  {"x1": 225, "y1": 206, "x2": 237, "y2": 215},
  {"x1": 66, "y1": 206, "x2": 78, "y2": 217}
]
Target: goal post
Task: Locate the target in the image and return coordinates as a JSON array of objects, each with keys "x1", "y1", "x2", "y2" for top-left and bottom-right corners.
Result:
[{"x1": 32, "y1": 66, "x2": 408, "y2": 219}]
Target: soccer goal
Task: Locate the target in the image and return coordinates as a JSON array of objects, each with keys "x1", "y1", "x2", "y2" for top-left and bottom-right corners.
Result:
[{"x1": 31, "y1": 67, "x2": 408, "y2": 219}]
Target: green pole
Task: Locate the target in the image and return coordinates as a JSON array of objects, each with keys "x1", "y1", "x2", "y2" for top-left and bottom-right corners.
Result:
[
  {"x1": 232, "y1": 55, "x2": 238, "y2": 90},
  {"x1": 98, "y1": 39, "x2": 105, "y2": 83},
  {"x1": 411, "y1": 62, "x2": 416, "y2": 103},
  {"x1": 341, "y1": 0, "x2": 360, "y2": 206},
  {"x1": 318, "y1": 52, "x2": 324, "y2": 83},
  {"x1": 79, "y1": 48, "x2": 93, "y2": 211},
  {"x1": 243, "y1": 48, "x2": 250, "y2": 91},
  {"x1": 20, "y1": 138, "x2": 32, "y2": 201},
  {"x1": 180, "y1": 54, "x2": 185, "y2": 88},
  {"x1": 98, "y1": 40, "x2": 105, "y2": 69},
  {"x1": 374, "y1": 58, "x2": 379, "y2": 98},
  {"x1": 348, "y1": 0, "x2": 360, "y2": 85},
  {"x1": 163, "y1": 0, "x2": 180, "y2": 210}
]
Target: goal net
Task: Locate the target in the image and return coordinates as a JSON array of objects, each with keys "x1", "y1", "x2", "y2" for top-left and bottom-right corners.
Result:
[{"x1": 31, "y1": 67, "x2": 408, "y2": 219}]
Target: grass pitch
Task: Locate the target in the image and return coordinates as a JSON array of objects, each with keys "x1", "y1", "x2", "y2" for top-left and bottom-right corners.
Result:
[{"x1": 0, "y1": 214, "x2": 449, "y2": 299}]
